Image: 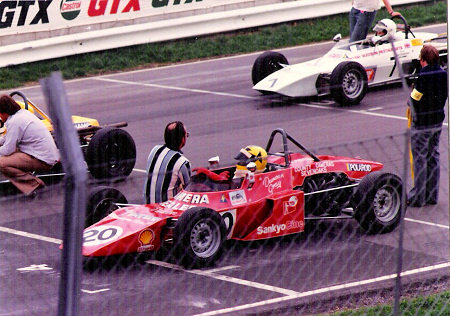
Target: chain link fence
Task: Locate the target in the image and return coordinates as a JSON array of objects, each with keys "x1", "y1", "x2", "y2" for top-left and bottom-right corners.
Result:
[{"x1": 0, "y1": 100, "x2": 447, "y2": 315}]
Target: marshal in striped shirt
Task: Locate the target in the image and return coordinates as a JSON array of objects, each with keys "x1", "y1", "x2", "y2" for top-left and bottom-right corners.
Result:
[{"x1": 143, "y1": 144, "x2": 191, "y2": 204}]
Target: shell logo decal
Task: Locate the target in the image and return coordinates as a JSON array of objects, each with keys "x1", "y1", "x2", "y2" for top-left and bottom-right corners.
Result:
[{"x1": 137, "y1": 230, "x2": 155, "y2": 252}]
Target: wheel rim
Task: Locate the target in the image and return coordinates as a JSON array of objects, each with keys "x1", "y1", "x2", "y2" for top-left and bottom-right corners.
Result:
[
  {"x1": 342, "y1": 70, "x2": 364, "y2": 98},
  {"x1": 373, "y1": 184, "x2": 400, "y2": 223},
  {"x1": 190, "y1": 219, "x2": 221, "y2": 258}
]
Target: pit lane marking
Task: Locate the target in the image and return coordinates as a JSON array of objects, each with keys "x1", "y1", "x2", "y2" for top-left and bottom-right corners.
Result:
[
  {"x1": 0, "y1": 226, "x2": 61, "y2": 244},
  {"x1": 146, "y1": 260, "x2": 299, "y2": 296},
  {"x1": 404, "y1": 218, "x2": 449, "y2": 229},
  {"x1": 193, "y1": 262, "x2": 450, "y2": 316},
  {"x1": 82, "y1": 289, "x2": 110, "y2": 294},
  {"x1": 93, "y1": 77, "x2": 256, "y2": 100}
]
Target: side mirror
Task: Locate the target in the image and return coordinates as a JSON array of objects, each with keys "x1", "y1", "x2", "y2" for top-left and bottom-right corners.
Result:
[
  {"x1": 333, "y1": 34, "x2": 342, "y2": 42},
  {"x1": 246, "y1": 162, "x2": 256, "y2": 186},
  {"x1": 208, "y1": 156, "x2": 220, "y2": 168}
]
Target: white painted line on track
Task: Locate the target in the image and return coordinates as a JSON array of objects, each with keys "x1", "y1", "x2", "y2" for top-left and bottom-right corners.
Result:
[
  {"x1": 146, "y1": 260, "x2": 239, "y2": 274},
  {"x1": 203, "y1": 265, "x2": 240, "y2": 274},
  {"x1": 133, "y1": 168, "x2": 146, "y2": 173},
  {"x1": 0, "y1": 226, "x2": 61, "y2": 244},
  {"x1": 91, "y1": 76, "x2": 448, "y2": 127},
  {"x1": 82, "y1": 289, "x2": 110, "y2": 294},
  {"x1": 145, "y1": 260, "x2": 185, "y2": 270},
  {"x1": 404, "y1": 217, "x2": 449, "y2": 229},
  {"x1": 93, "y1": 77, "x2": 256, "y2": 100},
  {"x1": 193, "y1": 262, "x2": 450, "y2": 316},
  {"x1": 146, "y1": 259, "x2": 299, "y2": 296}
]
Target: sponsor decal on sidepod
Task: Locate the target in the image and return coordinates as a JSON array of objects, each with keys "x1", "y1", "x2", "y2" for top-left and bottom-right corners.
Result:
[{"x1": 257, "y1": 220, "x2": 304, "y2": 235}]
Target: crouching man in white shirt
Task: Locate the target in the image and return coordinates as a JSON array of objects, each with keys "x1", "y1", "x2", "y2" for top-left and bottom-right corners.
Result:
[{"x1": 0, "y1": 95, "x2": 59, "y2": 196}]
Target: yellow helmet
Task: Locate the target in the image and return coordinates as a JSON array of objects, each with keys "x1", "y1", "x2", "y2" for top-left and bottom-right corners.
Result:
[{"x1": 234, "y1": 145, "x2": 267, "y2": 173}]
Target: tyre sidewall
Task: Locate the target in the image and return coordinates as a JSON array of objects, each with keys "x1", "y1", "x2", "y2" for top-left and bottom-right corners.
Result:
[
  {"x1": 86, "y1": 127, "x2": 136, "y2": 180},
  {"x1": 252, "y1": 51, "x2": 288, "y2": 85},
  {"x1": 354, "y1": 171, "x2": 403, "y2": 234},
  {"x1": 85, "y1": 186, "x2": 128, "y2": 227},
  {"x1": 174, "y1": 207, "x2": 226, "y2": 268},
  {"x1": 330, "y1": 61, "x2": 368, "y2": 106}
]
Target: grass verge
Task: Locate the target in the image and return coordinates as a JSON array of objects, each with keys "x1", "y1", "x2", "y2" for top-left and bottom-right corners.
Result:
[
  {"x1": 0, "y1": 1, "x2": 446, "y2": 90},
  {"x1": 324, "y1": 291, "x2": 450, "y2": 316}
]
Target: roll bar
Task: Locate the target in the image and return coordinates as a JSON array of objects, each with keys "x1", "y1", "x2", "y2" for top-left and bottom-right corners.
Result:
[{"x1": 265, "y1": 128, "x2": 320, "y2": 167}]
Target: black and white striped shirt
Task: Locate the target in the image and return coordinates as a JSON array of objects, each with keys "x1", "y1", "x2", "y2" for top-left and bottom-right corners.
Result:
[{"x1": 143, "y1": 145, "x2": 191, "y2": 204}]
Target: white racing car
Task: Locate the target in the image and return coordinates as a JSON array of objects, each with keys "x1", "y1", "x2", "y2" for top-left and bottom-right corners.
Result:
[{"x1": 252, "y1": 16, "x2": 447, "y2": 106}]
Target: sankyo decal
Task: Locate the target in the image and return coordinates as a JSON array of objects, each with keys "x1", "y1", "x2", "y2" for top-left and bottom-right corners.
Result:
[
  {"x1": 0, "y1": 0, "x2": 52, "y2": 28},
  {"x1": 60, "y1": 0, "x2": 81, "y2": 20},
  {"x1": 257, "y1": 220, "x2": 303, "y2": 235}
]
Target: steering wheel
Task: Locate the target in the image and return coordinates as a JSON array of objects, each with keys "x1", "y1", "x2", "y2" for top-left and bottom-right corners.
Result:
[{"x1": 391, "y1": 15, "x2": 415, "y2": 39}]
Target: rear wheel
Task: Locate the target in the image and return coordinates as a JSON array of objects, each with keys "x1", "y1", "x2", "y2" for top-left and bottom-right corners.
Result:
[
  {"x1": 354, "y1": 172, "x2": 403, "y2": 234},
  {"x1": 86, "y1": 127, "x2": 136, "y2": 180},
  {"x1": 330, "y1": 61, "x2": 368, "y2": 106},
  {"x1": 252, "y1": 51, "x2": 288, "y2": 92},
  {"x1": 173, "y1": 207, "x2": 226, "y2": 268},
  {"x1": 85, "y1": 186, "x2": 127, "y2": 227}
]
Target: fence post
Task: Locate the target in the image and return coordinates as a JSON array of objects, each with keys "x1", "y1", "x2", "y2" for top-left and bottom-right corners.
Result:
[
  {"x1": 40, "y1": 72, "x2": 87, "y2": 316},
  {"x1": 388, "y1": 37, "x2": 413, "y2": 316}
]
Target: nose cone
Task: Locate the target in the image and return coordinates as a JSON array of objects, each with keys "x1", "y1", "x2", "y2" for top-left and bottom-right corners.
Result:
[{"x1": 253, "y1": 64, "x2": 320, "y2": 97}]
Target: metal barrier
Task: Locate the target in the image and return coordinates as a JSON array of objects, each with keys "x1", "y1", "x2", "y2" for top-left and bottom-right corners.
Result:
[{"x1": 0, "y1": 0, "x2": 427, "y2": 68}]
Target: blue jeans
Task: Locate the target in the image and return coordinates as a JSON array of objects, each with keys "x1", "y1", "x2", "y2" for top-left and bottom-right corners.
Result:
[
  {"x1": 408, "y1": 125, "x2": 442, "y2": 205},
  {"x1": 349, "y1": 7, "x2": 377, "y2": 42}
]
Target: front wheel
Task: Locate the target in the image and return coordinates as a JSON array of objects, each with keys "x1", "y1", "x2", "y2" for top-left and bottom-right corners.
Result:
[
  {"x1": 85, "y1": 186, "x2": 128, "y2": 227},
  {"x1": 354, "y1": 172, "x2": 403, "y2": 234},
  {"x1": 173, "y1": 207, "x2": 226, "y2": 268},
  {"x1": 330, "y1": 61, "x2": 368, "y2": 106},
  {"x1": 252, "y1": 51, "x2": 288, "y2": 90}
]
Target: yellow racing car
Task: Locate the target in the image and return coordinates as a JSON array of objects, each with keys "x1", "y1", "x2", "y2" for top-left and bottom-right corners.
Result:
[{"x1": 0, "y1": 91, "x2": 136, "y2": 189}]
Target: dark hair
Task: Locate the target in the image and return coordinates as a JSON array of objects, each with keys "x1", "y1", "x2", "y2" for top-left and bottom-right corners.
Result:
[
  {"x1": 420, "y1": 45, "x2": 439, "y2": 65},
  {"x1": 0, "y1": 95, "x2": 21, "y2": 115},
  {"x1": 164, "y1": 121, "x2": 186, "y2": 150}
]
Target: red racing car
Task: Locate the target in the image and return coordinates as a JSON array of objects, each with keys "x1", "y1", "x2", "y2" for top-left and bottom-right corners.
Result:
[{"x1": 82, "y1": 129, "x2": 404, "y2": 268}]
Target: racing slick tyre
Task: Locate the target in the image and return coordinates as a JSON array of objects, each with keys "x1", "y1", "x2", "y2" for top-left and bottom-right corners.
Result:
[
  {"x1": 86, "y1": 127, "x2": 136, "y2": 181},
  {"x1": 330, "y1": 61, "x2": 368, "y2": 106},
  {"x1": 353, "y1": 171, "x2": 403, "y2": 234},
  {"x1": 252, "y1": 51, "x2": 288, "y2": 92},
  {"x1": 85, "y1": 186, "x2": 128, "y2": 227},
  {"x1": 173, "y1": 207, "x2": 227, "y2": 269}
]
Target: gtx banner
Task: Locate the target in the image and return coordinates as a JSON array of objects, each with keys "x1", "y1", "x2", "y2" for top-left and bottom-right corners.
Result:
[{"x1": 0, "y1": 0, "x2": 238, "y2": 36}]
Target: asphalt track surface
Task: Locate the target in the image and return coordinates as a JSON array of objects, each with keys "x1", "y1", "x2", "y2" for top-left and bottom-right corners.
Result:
[{"x1": 0, "y1": 24, "x2": 448, "y2": 316}]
